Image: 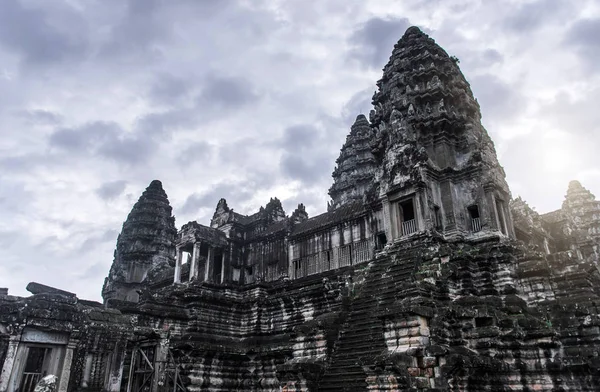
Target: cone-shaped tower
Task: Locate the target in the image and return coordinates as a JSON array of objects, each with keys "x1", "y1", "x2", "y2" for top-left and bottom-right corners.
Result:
[
  {"x1": 332, "y1": 26, "x2": 514, "y2": 239},
  {"x1": 102, "y1": 180, "x2": 177, "y2": 303},
  {"x1": 562, "y1": 180, "x2": 600, "y2": 260},
  {"x1": 329, "y1": 114, "x2": 377, "y2": 209}
]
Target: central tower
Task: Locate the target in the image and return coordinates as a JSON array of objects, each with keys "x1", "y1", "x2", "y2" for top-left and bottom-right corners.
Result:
[{"x1": 330, "y1": 26, "x2": 514, "y2": 240}]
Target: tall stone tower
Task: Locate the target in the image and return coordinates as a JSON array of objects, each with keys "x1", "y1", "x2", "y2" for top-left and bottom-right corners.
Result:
[
  {"x1": 102, "y1": 180, "x2": 177, "y2": 303},
  {"x1": 562, "y1": 180, "x2": 600, "y2": 261},
  {"x1": 329, "y1": 114, "x2": 377, "y2": 209},
  {"x1": 331, "y1": 26, "x2": 514, "y2": 240}
]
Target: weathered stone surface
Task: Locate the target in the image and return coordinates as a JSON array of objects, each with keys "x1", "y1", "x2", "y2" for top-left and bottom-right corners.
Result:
[
  {"x1": 102, "y1": 179, "x2": 177, "y2": 303},
  {"x1": 2, "y1": 25, "x2": 600, "y2": 392},
  {"x1": 26, "y1": 282, "x2": 76, "y2": 298}
]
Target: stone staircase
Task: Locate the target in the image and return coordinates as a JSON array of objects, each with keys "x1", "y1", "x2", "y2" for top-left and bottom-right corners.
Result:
[{"x1": 317, "y1": 246, "x2": 419, "y2": 391}]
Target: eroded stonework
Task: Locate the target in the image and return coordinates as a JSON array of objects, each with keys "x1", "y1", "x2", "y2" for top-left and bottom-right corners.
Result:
[{"x1": 2, "y1": 26, "x2": 600, "y2": 392}]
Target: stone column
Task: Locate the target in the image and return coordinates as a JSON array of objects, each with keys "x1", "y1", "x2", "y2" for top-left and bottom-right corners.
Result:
[
  {"x1": 152, "y1": 336, "x2": 169, "y2": 392},
  {"x1": 414, "y1": 190, "x2": 425, "y2": 232},
  {"x1": 382, "y1": 197, "x2": 394, "y2": 241},
  {"x1": 220, "y1": 253, "x2": 226, "y2": 284},
  {"x1": 189, "y1": 242, "x2": 199, "y2": 282},
  {"x1": 484, "y1": 187, "x2": 498, "y2": 231},
  {"x1": 106, "y1": 340, "x2": 126, "y2": 392},
  {"x1": 440, "y1": 180, "x2": 457, "y2": 233},
  {"x1": 58, "y1": 335, "x2": 79, "y2": 392},
  {"x1": 205, "y1": 246, "x2": 213, "y2": 282},
  {"x1": 81, "y1": 354, "x2": 93, "y2": 387},
  {"x1": 0, "y1": 335, "x2": 20, "y2": 392},
  {"x1": 174, "y1": 247, "x2": 182, "y2": 284}
]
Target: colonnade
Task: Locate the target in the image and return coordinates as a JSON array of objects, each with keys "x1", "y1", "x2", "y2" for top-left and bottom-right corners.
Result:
[{"x1": 174, "y1": 242, "x2": 225, "y2": 284}]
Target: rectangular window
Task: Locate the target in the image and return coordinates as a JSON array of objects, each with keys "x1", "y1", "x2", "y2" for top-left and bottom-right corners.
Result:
[
  {"x1": 376, "y1": 233, "x2": 387, "y2": 250},
  {"x1": 468, "y1": 205, "x2": 481, "y2": 232},
  {"x1": 434, "y1": 205, "x2": 443, "y2": 230},
  {"x1": 246, "y1": 266, "x2": 254, "y2": 284},
  {"x1": 397, "y1": 199, "x2": 417, "y2": 236},
  {"x1": 293, "y1": 260, "x2": 304, "y2": 279},
  {"x1": 19, "y1": 347, "x2": 52, "y2": 392}
]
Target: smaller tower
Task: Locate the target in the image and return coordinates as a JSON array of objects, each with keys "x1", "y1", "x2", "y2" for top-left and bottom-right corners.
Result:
[
  {"x1": 562, "y1": 180, "x2": 600, "y2": 261},
  {"x1": 291, "y1": 203, "x2": 309, "y2": 224},
  {"x1": 102, "y1": 180, "x2": 177, "y2": 303},
  {"x1": 329, "y1": 114, "x2": 377, "y2": 209}
]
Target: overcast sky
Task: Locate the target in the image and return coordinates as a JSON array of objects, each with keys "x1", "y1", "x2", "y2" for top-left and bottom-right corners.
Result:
[{"x1": 0, "y1": 0, "x2": 599, "y2": 300}]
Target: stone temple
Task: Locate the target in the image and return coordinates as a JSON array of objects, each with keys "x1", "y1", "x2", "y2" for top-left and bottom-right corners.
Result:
[{"x1": 2, "y1": 26, "x2": 600, "y2": 392}]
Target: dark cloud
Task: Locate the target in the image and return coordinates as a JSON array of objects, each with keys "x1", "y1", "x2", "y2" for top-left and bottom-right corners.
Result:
[
  {"x1": 469, "y1": 74, "x2": 524, "y2": 124},
  {"x1": 78, "y1": 229, "x2": 119, "y2": 253},
  {"x1": 348, "y1": 17, "x2": 411, "y2": 68},
  {"x1": 49, "y1": 121, "x2": 158, "y2": 165},
  {"x1": 95, "y1": 180, "x2": 127, "y2": 201},
  {"x1": 538, "y1": 89, "x2": 600, "y2": 143},
  {"x1": 280, "y1": 153, "x2": 332, "y2": 184},
  {"x1": 18, "y1": 109, "x2": 63, "y2": 125},
  {"x1": 503, "y1": 0, "x2": 571, "y2": 32},
  {"x1": 281, "y1": 125, "x2": 320, "y2": 150},
  {"x1": 135, "y1": 109, "x2": 198, "y2": 138},
  {"x1": 148, "y1": 73, "x2": 191, "y2": 105},
  {"x1": 179, "y1": 182, "x2": 253, "y2": 216},
  {"x1": 341, "y1": 88, "x2": 372, "y2": 125},
  {"x1": 99, "y1": 0, "x2": 168, "y2": 63},
  {"x1": 176, "y1": 141, "x2": 214, "y2": 166},
  {"x1": 197, "y1": 75, "x2": 260, "y2": 110},
  {"x1": 0, "y1": 0, "x2": 87, "y2": 66},
  {"x1": 97, "y1": 135, "x2": 157, "y2": 165},
  {"x1": 49, "y1": 121, "x2": 120, "y2": 151},
  {"x1": 564, "y1": 18, "x2": 600, "y2": 71},
  {"x1": 77, "y1": 262, "x2": 109, "y2": 280}
]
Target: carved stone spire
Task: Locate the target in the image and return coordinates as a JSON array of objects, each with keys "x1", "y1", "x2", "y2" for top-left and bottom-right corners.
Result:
[
  {"x1": 291, "y1": 203, "x2": 309, "y2": 224},
  {"x1": 329, "y1": 114, "x2": 377, "y2": 209},
  {"x1": 102, "y1": 180, "x2": 177, "y2": 303},
  {"x1": 562, "y1": 180, "x2": 600, "y2": 248},
  {"x1": 329, "y1": 26, "x2": 513, "y2": 237},
  {"x1": 369, "y1": 26, "x2": 507, "y2": 192},
  {"x1": 263, "y1": 197, "x2": 286, "y2": 223}
]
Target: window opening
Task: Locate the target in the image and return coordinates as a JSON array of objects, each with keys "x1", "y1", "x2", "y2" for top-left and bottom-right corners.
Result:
[
  {"x1": 20, "y1": 347, "x2": 52, "y2": 392},
  {"x1": 468, "y1": 205, "x2": 481, "y2": 232},
  {"x1": 213, "y1": 249, "x2": 223, "y2": 283},
  {"x1": 434, "y1": 205, "x2": 443, "y2": 230},
  {"x1": 398, "y1": 199, "x2": 417, "y2": 236},
  {"x1": 376, "y1": 233, "x2": 387, "y2": 250}
]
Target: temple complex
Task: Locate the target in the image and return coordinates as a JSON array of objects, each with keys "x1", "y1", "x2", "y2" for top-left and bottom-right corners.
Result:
[{"x1": 2, "y1": 26, "x2": 600, "y2": 392}]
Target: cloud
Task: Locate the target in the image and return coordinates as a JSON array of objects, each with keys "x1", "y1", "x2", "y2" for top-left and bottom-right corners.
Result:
[
  {"x1": 95, "y1": 180, "x2": 127, "y2": 200},
  {"x1": 281, "y1": 153, "x2": 331, "y2": 183},
  {"x1": 564, "y1": 18, "x2": 600, "y2": 72},
  {"x1": 179, "y1": 182, "x2": 254, "y2": 216},
  {"x1": 341, "y1": 88, "x2": 373, "y2": 125},
  {"x1": 49, "y1": 121, "x2": 158, "y2": 165},
  {"x1": 18, "y1": 109, "x2": 63, "y2": 125},
  {"x1": 176, "y1": 141, "x2": 214, "y2": 166},
  {"x1": 196, "y1": 75, "x2": 260, "y2": 111},
  {"x1": 1, "y1": 0, "x2": 599, "y2": 302},
  {"x1": 469, "y1": 74, "x2": 524, "y2": 125},
  {"x1": 148, "y1": 73, "x2": 191, "y2": 105},
  {"x1": 49, "y1": 121, "x2": 120, "y2": 151},
  {"x1": 348, "y1": 17, "x2": 411, "y2": 68},
  {"x1": 503, "y1": 0, "x2": 571, "y2": 32},
  {"x1": 281, "y1": 124, "x2": 320, "y2": 150},
  {"x1": 0, "y1": 0, "x2": 87, "y2": 66}
]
